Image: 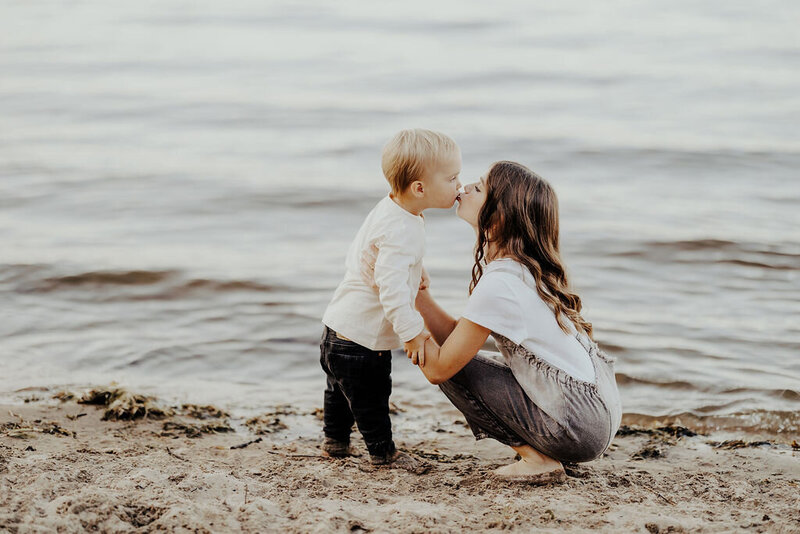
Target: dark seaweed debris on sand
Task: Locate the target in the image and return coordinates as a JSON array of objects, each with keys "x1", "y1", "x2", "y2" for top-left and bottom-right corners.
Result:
[
  {"x1": 616, "y1": 423, "x2": 793, "y2": 456},
  {"x1": 617, "y1": 424, "x2": 700, "y2": 461},
  {"x1": 616, "y1": 424, "x2": 698, "y2": 438},
  {"x1": 231, "y1": 437, "x2": 263, "y2": 450},
  {"x1": 179, "y1": 404, "x2": 230, "y2": 419},
  {"x1": 76, "y1": 387, "x2": 173, "y2": 421},
  {"x1": 161, "y1": 421, "x2": 234, "y2": 438},
  {"x1": 52, "y1": 386, "x2": 238, "y2": 438},
  {"x1": 243, "y1": 404, "x2": 315, "y2": 435},
  {"x1": 245, "y1": 415, "x2": 288, "y2": 435},
  {"x1": 1, "y1": 420, "x2": 75, "y2": 439},
  {"x1": 408, "y1": 449, "x2": 478, "y2": 464},
  {"x1": 631, "y1": 445, "x2": 663, "y2": 460},
  {"x1": 708, "y1": 439, "x2": 774, "y2": 449},
  {"x1": 55, "y1": 386, "x2": 235, "y2": 422}
]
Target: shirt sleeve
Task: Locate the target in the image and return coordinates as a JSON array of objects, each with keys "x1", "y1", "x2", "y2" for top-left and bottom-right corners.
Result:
[
  {"x1": 461, "y1": 273, "x2": 525, "y2": 344},
  {"x1": 373, "y1": 228, "x2": 425, "y2": 342}
]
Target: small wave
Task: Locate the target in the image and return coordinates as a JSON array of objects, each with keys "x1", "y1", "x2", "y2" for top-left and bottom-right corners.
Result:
[
  {"x1": 622, "y1": 409, "x2": 800, "y2": 435},
  {"x1": 124, "y1": 346, "x2": 201, "y2": 368},
  {"x1": 572, "y1": 146, "x2": 800, "y2": 168},
  {"x1": 617, "y1": 374, "x2": 800, "y2": 402},
  {"x1": 181, "y1": 279, "x2": 276, "y2": 293},
  {"x1": 210, "y1": 188, "x2": 385, "y2": 212},
  {"x1": 647, "y1": 239, "x2": 797, "y2": 258},
  {"x1": 604, "y1": 239, "x2": 800, "y2": 270},
  {"x1": 716, "y1": 259, "x2": 797, "y2": 271},
  {"x1": 648, "y1": 239, "x2": 738, "y2": 252},
  {"x1": 130, "y1": 13, "x2": 504, "y2": 34},
  {"x1": 761, "y1": 195, "x2": 800, "y2": 205},
  {"x1": 0, "y1": 264, "x2": 49, "y2": 285},
  {"x1": 721, "y1": 387, "x2": 800, "y2": 401},
  {"x1": 692, "y1": 401, "x2": 747, "y2": 414},
  {"x1": 615, "y1": 373, "x2": 697, "y2": 390},
  {"x1": 3, "y1": 265, "x2": 305, "y2": 299},
  {"x1": 45, "y1": 270, "x2": 177, "y2": 287},
  {"x1": 8, "y1": 269, "x2": 180, "y2": 294}
]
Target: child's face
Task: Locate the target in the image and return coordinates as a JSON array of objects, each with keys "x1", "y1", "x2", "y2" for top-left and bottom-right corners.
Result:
[
  {"x1": 455, "y1": 174, "x2": 487, "y2": 227},
  {"x1": 420, "y1": 151, "x2": 462, "y2": 209}
]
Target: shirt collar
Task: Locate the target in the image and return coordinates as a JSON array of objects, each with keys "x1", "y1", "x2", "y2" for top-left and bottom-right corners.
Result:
[{"x1": 385, "y1": 194, "x2": 424, "y2": 222}]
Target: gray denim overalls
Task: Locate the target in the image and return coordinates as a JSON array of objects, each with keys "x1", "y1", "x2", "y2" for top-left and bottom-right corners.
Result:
[{"x1": 438, "y1": 265, "x2": 623, "y2": 463}]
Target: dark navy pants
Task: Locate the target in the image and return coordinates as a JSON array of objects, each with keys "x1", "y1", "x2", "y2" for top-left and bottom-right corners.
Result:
[{"x1": 319, "y1": 326, "x2": 395, "y2": 458}]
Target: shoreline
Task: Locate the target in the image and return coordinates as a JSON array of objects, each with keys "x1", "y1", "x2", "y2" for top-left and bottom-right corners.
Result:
[{"x1": 1, "y1": 387, "x2": 798, "y2": 533}]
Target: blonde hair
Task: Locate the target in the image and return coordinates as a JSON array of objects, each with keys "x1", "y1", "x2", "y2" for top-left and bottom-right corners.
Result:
[{"x1": 381, "y1": 129, "x2": 459, "y2": 194}]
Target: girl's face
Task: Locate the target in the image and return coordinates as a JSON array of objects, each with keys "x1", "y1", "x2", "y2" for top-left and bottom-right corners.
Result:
[{"x1": 455, "y1": 174, "x2": 487, "y2": 227}]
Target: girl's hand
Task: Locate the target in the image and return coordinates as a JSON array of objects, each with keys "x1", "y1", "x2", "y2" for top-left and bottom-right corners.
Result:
[
  {"x1": 419, "y1": 337, "x2": 440, "y2": 368},
  {"x1": 419, "y1": 266, "x2": 430, "y2": 291},
  {"x1": 404, "y1": 331, "x2": 430, "y2": 367}
]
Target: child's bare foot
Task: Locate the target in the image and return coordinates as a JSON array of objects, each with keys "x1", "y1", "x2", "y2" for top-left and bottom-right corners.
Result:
[
  {"x1": 370, "y1": 450, "x2": 430, "y2": 474},
  {"x1": 321, "y1": 438, "x2": 360, "y2": 458}
]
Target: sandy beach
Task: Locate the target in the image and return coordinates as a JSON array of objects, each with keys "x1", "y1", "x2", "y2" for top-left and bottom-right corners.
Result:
[
  {"x1": 1, "y1": 387, "x2": 798, "y2": 533},
  {"x1": 2, "y1": 2, "x2": 799, "y2": 533}
]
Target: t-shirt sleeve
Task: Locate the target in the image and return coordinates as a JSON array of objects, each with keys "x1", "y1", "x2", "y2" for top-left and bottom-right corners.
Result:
[
  {"x1": 372, "y1": 225, "x2": 425, "y2": 342},
  {"x1": 461, "y1": 273, "x2": 526, "y2": 344}
]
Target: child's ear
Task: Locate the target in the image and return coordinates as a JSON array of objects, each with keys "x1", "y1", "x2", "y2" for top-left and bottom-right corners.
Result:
[{"x1": 411, "y1": 180, "x2": 425, "y2": 197}]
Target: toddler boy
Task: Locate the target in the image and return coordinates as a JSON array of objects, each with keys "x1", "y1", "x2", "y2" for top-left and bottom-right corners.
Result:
[{"x1": 320, "y1": 129, "x2": 462, "y2": 467}]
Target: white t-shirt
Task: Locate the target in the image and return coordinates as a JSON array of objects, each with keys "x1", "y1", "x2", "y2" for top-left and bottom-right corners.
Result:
[
  {"x1": 322, "y1": 195, "x2": 426, "y2": 350},
  {"x1": 462, "y1": 258, "x2": 595, "y2": 382}
]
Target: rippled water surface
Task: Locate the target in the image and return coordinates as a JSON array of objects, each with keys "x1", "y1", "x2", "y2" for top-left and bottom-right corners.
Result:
[{"x1": 2, "y1": 1, "x2": 798, "y2": 435}]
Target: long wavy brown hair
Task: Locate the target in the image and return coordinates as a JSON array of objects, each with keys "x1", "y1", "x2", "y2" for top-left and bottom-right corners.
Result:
[{"x1": 470, "y1": 161, "x2": 593, "y2": 338}]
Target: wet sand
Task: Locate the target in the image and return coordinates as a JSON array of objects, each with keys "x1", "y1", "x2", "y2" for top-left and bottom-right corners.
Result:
[{"x1": 1, "y1": 388, "x2": 798, "y2": 533}]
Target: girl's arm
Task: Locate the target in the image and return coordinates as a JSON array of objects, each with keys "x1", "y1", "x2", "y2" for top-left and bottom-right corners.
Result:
[
  {"x1": 414, "y1": 288, "x2": 457, "y2": 346},
  {"x1": 417, "y1": 318, "x2": 491, "y2": 385}
]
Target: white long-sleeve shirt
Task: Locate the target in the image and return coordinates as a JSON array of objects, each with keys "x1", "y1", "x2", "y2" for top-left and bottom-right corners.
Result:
[{"x1": 322, "y1": 195, "x2": 426, "y2": 350}]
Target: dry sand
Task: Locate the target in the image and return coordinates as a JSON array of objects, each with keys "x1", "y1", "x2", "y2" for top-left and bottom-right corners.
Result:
[{"x1": 1, "y1": 387, "x2": 798, "y2": 533}]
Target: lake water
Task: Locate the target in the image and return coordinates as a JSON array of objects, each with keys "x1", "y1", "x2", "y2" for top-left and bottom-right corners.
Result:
[{"x1": 1, "y1": 0, "x2": 798, "y2": 437}]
